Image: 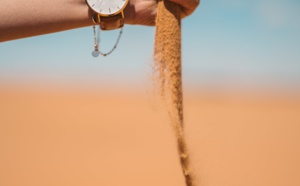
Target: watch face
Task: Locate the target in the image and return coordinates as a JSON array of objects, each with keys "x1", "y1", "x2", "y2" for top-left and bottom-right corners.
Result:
[{"x1": 86, "y1": 0, "x2": 128, "y2": 16}]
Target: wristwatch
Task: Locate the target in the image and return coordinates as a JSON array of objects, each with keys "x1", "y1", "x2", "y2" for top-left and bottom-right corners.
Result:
[{"x1": 86, "y1": 0, "x2": 129, "y2": 30}]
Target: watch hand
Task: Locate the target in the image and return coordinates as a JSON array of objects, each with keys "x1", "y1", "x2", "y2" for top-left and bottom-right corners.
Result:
[
  {"x1": 99, "y1": 0, "x2": 104, "y2": 7},
  {"x1": 109, "y1": 1, "x2": 120, "y2": 9}
]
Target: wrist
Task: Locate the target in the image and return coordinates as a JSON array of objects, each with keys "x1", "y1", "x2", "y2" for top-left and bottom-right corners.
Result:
[{"x1": 123, "y1": 2, "x2": 135, "y2": 25}]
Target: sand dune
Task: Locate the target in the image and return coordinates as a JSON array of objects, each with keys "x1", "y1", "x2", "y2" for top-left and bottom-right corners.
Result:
[{"x1": 0, "y1": 86, "x2": 299, "y2": 186}]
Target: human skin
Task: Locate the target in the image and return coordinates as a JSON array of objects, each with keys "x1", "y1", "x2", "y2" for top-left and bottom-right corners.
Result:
[{"x1": 0, "y1": 0, "x2": 199, "y2": 42}]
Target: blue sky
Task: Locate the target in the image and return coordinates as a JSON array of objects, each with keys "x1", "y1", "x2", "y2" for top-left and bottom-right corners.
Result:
[{"x1": 0, "y1": 0, "x2": 300, "y2": 92}]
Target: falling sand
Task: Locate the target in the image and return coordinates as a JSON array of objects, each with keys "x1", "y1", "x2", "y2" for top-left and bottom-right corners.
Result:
[{"x1": 154, "y1": 1, "x2": 195, "y2": 186}]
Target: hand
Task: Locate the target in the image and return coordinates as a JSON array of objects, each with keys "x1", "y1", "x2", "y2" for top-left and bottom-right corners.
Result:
[{"x1": 124, "y1": 0, "x2": 200, "y2": 26}]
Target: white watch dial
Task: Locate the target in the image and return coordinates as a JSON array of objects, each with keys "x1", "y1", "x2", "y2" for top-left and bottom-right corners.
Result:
[{"x1": 86, "y1": 0, "x2": 128, "y2": 16}]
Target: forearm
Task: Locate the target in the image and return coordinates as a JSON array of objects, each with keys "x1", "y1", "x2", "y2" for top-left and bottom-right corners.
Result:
[
  {"x1": 0, "y1": 0, "x2": 91, "y2": 42},
  {"x1": 0, "y1": 0, "x2": 199, "y2": 42}
]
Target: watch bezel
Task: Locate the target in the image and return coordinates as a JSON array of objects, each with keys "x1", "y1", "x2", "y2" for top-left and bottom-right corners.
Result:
[{"x1": 85, "y1": 0, "x2": 129, "y2": 17}]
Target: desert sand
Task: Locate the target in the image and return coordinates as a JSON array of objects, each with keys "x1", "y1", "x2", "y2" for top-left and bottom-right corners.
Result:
[{"x1": 0, "y1": 86, "x2": 300, "y2": 186}]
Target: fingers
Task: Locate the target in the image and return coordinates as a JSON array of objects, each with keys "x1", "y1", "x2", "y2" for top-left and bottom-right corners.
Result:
[{"x1": 168, "y1": 0, "x2": 200, "y2": 18}]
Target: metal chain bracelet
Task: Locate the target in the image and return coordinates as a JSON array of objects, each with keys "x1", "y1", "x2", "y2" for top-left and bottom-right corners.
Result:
[{"x1": 91, "y1": 24, "x2": 123, "y2": 57}]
